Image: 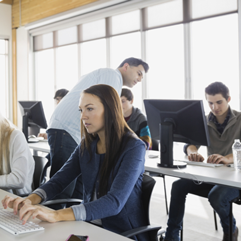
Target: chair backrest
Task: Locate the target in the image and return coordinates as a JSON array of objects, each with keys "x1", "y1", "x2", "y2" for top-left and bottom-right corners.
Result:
[
  {"x1": 234, "y1": 190, "x2": 241, "y2": 205},
  {"x1": 152, "y1": 139, "x2": 159, "y2": 151},
  {"x1": 32, "y1": 156, "x2": 48, "y2": 190},
  {"x1": 142, "y1": 174, "x2": 158, "y2": 241},
  {"x1": 142, "y1": 173, "x2": 156, "y2": 225}
]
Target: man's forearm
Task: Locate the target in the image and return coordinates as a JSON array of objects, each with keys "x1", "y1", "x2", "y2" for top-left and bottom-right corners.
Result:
[
  {"x1": 225, "y1": 153, "x2": 233, "y2": 163},
  {"x1": 187, "y1": 145, "x2": 198, "y2": 155}
]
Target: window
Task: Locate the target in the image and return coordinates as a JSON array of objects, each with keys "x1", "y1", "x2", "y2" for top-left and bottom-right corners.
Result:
[
  {"x1": 81, "y1": 19, "x2": 105, "y2": 41},
  {"x1": 32, "y1": 0, "x2": 240, "y2": 117},
  {"x1": 111, "y1": 10, "x2": 140, "y2": 35},
  {"x1": 56, "y1": 26, "x2": 78, "y2": 46},
  {"x1": 34, "y1": 32, "x2": 53, "y2": 51},
  {"x1": 56, "y1": 44, "x2": 79, "y2": 90},
  {"x1": 0, "y1": 39, "x2": 9, "y2": 118},
  {"x1": 191, "y1": 0, "x2": 237, "y2": 19},
  {"x1": 146, "y1": 25, "x2": 185, "y2": 100},
  {"x1": 110, "y1": 32, "x2": 142, "y2": 109},
  {"x1": 35, "y1": 49, "x2": 55, "y2": 122},
  {"x1": 191, "y1": 14, "x2": 239, "y2": 113},
  {"x1": 146, "y1": 0, "x2": 183, "y2": 28},
  {"x1": 80, "y1": 39, "x2": 107, "y2": 76}
]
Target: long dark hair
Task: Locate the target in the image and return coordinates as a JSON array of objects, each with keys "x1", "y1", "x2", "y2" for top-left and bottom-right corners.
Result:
[{"x1": 80, "y1": 84, "x2": 133, "y2": 196}]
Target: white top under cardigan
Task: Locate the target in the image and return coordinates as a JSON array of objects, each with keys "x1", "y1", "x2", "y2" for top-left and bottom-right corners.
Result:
[
  {"x1": 48, "y1": 68, "x2": 123, "y2": 144},
  {"x1": 0, "y1": 129, "x2": 35, "y2": 195}
]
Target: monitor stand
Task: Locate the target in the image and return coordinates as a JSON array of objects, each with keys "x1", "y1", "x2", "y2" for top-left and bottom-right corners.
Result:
[{"x1": 158, "y1": 122, "x2": 187, "y2": 169}]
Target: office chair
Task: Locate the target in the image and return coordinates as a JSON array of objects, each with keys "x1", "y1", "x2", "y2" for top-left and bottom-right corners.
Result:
[
  {"x1": 152, "y1": 138, "x2": 159, "y2": 151},
  {"x1": 32, "y1": 155, "x2": 49, "y2": 189},
  {"x1": 120, "y1": 173, "x2": 163, "y2": 241},
  {"x1": 148, "y1": 139, "x2": 169, "y2": 215},
  {"x1": 19, "y1": 156, "x2": 49, "y2": 198},
  {"x1": 180, "y1": 188, "x2": 241, "y2": 241},
  {"x1": 180, "y1": 187, "x2": 217, "y2": 241},
  {"x1": 228, "y1": 190, "x2": 241, "y2": 241}
]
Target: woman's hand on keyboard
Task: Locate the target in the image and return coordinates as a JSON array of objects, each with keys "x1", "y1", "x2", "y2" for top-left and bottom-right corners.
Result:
[
  {"x1": 1, "y1": 196, "x2": 31, "y2": 215},
  {"x1": 19, "y1": 204, "x2": 57, "y2": 225}
]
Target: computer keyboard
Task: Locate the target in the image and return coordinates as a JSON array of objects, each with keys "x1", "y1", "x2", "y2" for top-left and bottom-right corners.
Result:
[
  {"x1": 0, "y1": 208, "x2": 44, "y2": 235},
  {"x1": 176, "y1": 160, "x2": 223, "y2": 167}
]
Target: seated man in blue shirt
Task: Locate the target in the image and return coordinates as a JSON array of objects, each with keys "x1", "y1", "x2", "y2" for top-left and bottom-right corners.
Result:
[{"x1": 164, "y1": 82, "x2": 240, "y2": 241}]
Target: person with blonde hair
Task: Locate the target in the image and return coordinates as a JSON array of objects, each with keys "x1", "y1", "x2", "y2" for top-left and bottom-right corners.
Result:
[
  {"x1": 0, "y1": 113, "x2": 34, "y2": 196},
  {"x1": 2, "y1": 85, "x2": 149, "y2": 241}
]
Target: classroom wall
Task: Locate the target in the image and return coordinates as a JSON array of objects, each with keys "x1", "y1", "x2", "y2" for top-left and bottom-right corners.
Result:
[
  {"x1": 16, "y1": 27, "x2": 29, "y2": 128},
  {"x1": 0, "y1": 4, "x2": 11, "y2": 37},
  {"x1": 0, "y1": 3, "x2": 12, "y2": 120}
]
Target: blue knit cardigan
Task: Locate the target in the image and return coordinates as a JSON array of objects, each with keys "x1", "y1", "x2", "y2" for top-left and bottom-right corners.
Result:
[{"x1": 39, "y1": 134, "x2": 149, "y2": 241}]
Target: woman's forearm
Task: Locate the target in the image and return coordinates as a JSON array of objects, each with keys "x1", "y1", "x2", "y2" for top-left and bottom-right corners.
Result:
[
  {"x1": 27, "y1": 194, "x2": 42, "y2": 205},
  {"x1": 55, "y1": 207, "x2": 76, "y2": 222}
]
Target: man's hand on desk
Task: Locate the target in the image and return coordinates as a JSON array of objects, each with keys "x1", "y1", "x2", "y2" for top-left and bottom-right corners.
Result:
[
  {"x1": 38, "y1": 133, "x2": 48, "y2": 139},
  {"x1": 207, "y1": 154, "x2": 233, "y2": 165}
]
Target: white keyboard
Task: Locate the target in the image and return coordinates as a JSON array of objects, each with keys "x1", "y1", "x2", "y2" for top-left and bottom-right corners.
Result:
[
  {"x1": 176, "y1": 160, "x2": 223, "y2": 167},
  {"x1": 0, "y1": 208, "x2": 44, "y2": 235}
]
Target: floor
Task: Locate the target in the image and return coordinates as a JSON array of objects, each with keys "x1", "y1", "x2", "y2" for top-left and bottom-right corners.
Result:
[{"x1": 150, "y1": 175, "x2": 241, "y2": 241}]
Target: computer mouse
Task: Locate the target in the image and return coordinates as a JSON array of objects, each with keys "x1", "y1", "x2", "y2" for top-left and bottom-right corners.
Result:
[{"x1": 28, "y1": 135, "x2": 37, "y2": 139}]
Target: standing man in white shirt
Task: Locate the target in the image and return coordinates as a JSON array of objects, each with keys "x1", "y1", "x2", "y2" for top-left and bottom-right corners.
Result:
[{"x1": 46, "y1": 57, "x2": 149, "y2": 208}]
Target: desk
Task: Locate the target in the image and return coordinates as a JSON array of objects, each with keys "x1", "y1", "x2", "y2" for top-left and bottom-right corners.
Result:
[
  {"x1": 28, "y1": 142, "x2": 50, "y2": 155},
  {"x1": 0, "y1": 190, "x2": 131, "y2": 241},
  {"x1": 145, "y1": 150, "x2": 241, "y2": 189},
  {"x1": 29, "y1": 143, "x2": 241, "y2": 188}
]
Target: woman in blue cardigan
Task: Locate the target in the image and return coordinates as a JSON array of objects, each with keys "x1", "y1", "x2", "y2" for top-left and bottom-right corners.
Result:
[{"x1": 2, "y1": 84, "x2": 148, "y2": 241}]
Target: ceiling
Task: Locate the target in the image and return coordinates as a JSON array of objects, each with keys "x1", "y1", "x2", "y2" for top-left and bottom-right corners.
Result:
[{"x1": 0, "y1": 0, "x2": 13, "y2": 5}]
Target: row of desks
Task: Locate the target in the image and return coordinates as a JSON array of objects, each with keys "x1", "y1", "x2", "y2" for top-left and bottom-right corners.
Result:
[
  {"x1": 23, "y1": 142, "x2": 241, "y2": 241},
  {"x1": 29, "y1": 142, "x2": 241, "y2": 189}
]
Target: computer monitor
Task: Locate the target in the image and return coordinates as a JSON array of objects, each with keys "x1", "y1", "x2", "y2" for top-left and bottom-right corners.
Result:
[
  {"x1": 144, "y1": 99, "x2": 210, "y2": 168},
  {"x1": 18, "y1": 101, "x2": 48, "y2": 142}
]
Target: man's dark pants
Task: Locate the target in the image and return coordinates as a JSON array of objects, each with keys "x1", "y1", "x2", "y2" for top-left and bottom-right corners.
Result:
[{"x1": 46, "y1": 128, "x2": 83, "y2": 209}]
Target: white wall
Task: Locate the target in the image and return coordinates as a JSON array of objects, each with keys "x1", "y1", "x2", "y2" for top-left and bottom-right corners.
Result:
[
  {"x1": 0, "y1": 3, "x2": 12, "y2": 120},
  {"x1": 0, "y1": 4, "x2": 11, "y2": 38},
  {"x1": 0, "y1": 4, "x2": 30, "y2": 128},
  {"x1": 17, "y1": 27, "x2": 29, "y2": 128}
]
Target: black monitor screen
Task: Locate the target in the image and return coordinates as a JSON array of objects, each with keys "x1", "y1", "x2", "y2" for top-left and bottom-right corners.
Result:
[
  {"x1": 18, "y1": 101, "x2": 48, "y2": 141},
  {"x1": 144, "y1": 99, "x2": 210, "y2": 168}
]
